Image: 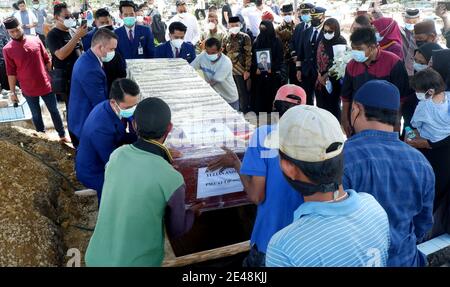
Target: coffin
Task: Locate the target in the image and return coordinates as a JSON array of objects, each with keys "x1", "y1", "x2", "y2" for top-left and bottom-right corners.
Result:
[{"x1": 127, "y1": 59, "x2": 256, "y2": 262}]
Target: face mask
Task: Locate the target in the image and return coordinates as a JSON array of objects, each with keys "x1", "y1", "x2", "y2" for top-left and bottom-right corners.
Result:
[
  {"x1": 101, "y1": 50, "x2": 115, "y2": 62},
  {"x1": 301, "y1": 14, "x2": 311, "y2": 23},
  {"x1": 283, "y1": 15, "x2": 293, "y2": 23},
  {"x1": 63, "y1": 18, "x2": 74, "y2": 29},
  {"x1": 375, "y1": 32, "x2": 384, "y2": 42},
  {"x1": 416, "y1": 92, "x2": 428, "y2": 101},
  {"x1": 282, "y1": 171, "x2": 339, "y2": 197},
  {"x1": 229, "y1": 27, "x2": 240, "y2": 34},
  {"x1": 116, "y1": 102, "x2": 136, "y2": 118},
  {"x1": 136, "y1": 16, "x2": 144, "y2": 22},
  {"x1": 405, "y1": 23, "x2": 414, "y2": 31},
  {"x1": 208, "y1": 22, "x2": 216, "y2": 30},
  {"x1": 324, "y1": 32, "x2": 334, "y2": 40},
  {"x1": 206, "y1": 53, "x2": 219, "y2": 61},
  {"x1": 414, "y1": 61, "x2": 428, "y2": 72},
  {"x1": 171, "y1": 38, "x2": 183, "y2": 49},
  {"x1": 123, "y1": 16, "x2": 136, "y2": 27},
  {"x1": 416, "y1": 40, "x2": 426, "y2": 47},
  {"x1": 311, "y1": 18, "x2": 322, "y2": 27},
  {"x1": 351, "y1": 49, "x2": 368, "y2": 63},
  {"x1": 32, "y1": 4, "x2": 40, "y2": 9},
  {"x1": 350, "y1": 107, "x2": 360, "y2": 136}
]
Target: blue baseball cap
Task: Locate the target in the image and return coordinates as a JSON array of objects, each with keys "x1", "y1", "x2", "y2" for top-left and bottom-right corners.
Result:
[{"x1": 354, "y1": 80, "x2": 400, "y2": 111}]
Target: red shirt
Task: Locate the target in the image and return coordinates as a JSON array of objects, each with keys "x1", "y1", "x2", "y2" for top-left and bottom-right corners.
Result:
[{"x1": 3, "y1": 36, "x2": 52, "y2": 97}]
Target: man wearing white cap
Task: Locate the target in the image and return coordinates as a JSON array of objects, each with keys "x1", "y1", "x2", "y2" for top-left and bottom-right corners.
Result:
[{"x1": 264, "y1": 105, "x2": 390, "y2": 267}]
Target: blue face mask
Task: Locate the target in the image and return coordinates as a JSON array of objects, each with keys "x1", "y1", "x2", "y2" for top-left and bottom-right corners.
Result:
[
  {"x1": 351, "y1": 49, "x2": 368, "y2": 63},
  {"x1": 301, "y1": 14, "x2": 311, "y2": 23},
  {"x1": 405, "y1": 23, "x2": 414, "y2": 31},
  {"x1": 413, "y1": 61, "x2": 428, "y2": 72},
  {"x1": 123, "y1": 16, "x2": 136, "y2": 27},
  {"x1": 375, "y1": 32, "x2": 384, "y2": 43},
  {"x1": 206, "y1": 53, "x2": 219, "y2": 61},
  {"x1": 115, "y1": 102, "x2": 136, "y2": 118},
  {"x1": 101, "y1": 50, "x2": 115, "y2": 62}
]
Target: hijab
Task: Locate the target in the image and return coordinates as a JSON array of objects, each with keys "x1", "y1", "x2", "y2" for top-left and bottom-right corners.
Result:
[{"x1": 372, "y1": 17, "x2": 403, "y2": 47}]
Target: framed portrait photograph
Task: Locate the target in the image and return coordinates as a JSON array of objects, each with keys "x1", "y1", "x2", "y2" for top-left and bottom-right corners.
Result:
[{"x1": 256, "y1": 49, "x2": 271, "y2": 72}]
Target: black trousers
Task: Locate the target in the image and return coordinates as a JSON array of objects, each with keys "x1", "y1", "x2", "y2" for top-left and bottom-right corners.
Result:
[
  {"x1": 300, "y1": 73, "x2": 317, "y2": 105},
  {"x1": 0, "y1": 61, "x2": 9, "y2": 90},
  {"x1": 38, "y1": 33, "x2": 46, "y2": 48},
  {"x1": 233, "y1": 75, "x2": 250, "y2": 113}
]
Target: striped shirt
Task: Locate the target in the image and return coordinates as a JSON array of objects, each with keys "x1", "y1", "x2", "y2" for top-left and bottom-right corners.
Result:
[{"x1": 266, "y1": 190, "x2": 390, "y2": 267}]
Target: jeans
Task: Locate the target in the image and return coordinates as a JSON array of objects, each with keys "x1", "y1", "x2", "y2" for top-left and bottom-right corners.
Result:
[
  {"x1": 23, "y1": 93, "x2": 66, "y2": 137},
  {"x1": 242, "y1": 244, "x2": 266, "y2": 267}
]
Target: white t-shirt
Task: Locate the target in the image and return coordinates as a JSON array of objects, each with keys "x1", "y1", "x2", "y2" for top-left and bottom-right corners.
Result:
[
  {"x1": 13, "y1": 10, "x2": 38, "y2": 36},
  {"x1": 190, "y1": 52, "x2": 239, "y2": 104},
  {"x1": 165, "y1": 13, "x2": 200, "y2": 45}
]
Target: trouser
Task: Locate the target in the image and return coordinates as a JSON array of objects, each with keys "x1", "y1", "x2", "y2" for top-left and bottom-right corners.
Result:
[
  {"x1": 0, "y1": 61, "x2": 9, "y2": 90},
  {"x1": 37, "y1": 33, "x2": 46, "y2": 48},
  {"x1": 301, "y1": 73, "x2": 317, "y2": 105},
  {"x1": 315, "y1": 83, "x2": 341, "y2": 122},
  {"x1": 242, "y1": 244, "x2": 266, "y2": 267},
  {"x1": 233, "y1": 75, "x2": 250, "y2": 113},
  {"x1": 23, "y1": 92, "x2": 65, "y2": 138},
  {"x1": 287, "y1": 60, "x2": 300, "y2": 86}
]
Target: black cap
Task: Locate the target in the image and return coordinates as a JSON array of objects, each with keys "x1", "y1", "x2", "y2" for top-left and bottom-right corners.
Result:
[
  {"x1": 281, "y1": 3, "x2": 293, "y2": 13},
  {"x1": 405, "y1": 8, "x2": 419, "y2": 19},
  {"x1": 416, "y1": 42, "x2": 443, "y2": 63},
  {"x1": 176, "y1": 0, "x2": 186, "y2": 6},
  {"x1": 135, "y1": 98, "x2": 171, "y2": 139},
  {"x1": 3, "y1": 17, "x2": 20, "y2": 29},
  {"x1": 299, "y1": 3, "x2": 314, "y2": 11},
  {"x1": 311, "y1": 6, "x2": 326, "y2": 14},
  {"x1": 228, "y1": 16, "x2": 240, "y2": 23}
]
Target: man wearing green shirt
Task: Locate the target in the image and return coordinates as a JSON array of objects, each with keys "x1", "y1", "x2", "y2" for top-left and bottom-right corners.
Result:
[{"x1": 85, "y1": 97, "x2": 204, "y2": 267}]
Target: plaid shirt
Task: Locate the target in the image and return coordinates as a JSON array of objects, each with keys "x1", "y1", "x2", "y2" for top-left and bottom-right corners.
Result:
[{"x1": 343, "y1": 130, "x2": 435, "y2": 267}]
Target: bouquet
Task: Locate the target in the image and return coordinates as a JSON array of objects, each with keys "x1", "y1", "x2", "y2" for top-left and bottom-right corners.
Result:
[{"x1": 329, "y1": 45, "x2": 352, "y2": 80}]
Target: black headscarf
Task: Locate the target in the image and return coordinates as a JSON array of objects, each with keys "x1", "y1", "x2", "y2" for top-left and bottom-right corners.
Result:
[
  {"x1": 253, "y1": 20, "x2": 277, "y2": 50},
  {"x1": 432, "y1": 49, "x2": 450, "y2": 91},
  {"x1": 322, "y1": 18, "x2": 347, "y2": 47}
]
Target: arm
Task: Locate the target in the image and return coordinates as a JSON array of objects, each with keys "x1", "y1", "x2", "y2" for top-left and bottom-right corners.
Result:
[
  {"x1": 210, "y1": 57, "x2": 232, "y2": 82},
  {"x1": 223, "y1": 11, "x2": 229, "y2": 27},
  {"x1": 165, "y1": 184, "x2": 195, "y2": 238},
  {"x1": 91, "y1": 128, "x2": 118, "y2": 166},
  {"x1": 145, "y1": 28, "x2": 155, "y2": 58},
  {"x1": 51, "y1": 26, "x2": 87, "y2": 61},
  {"x1": 82, "y1": 70, "x2": 108, "y2": 106},
  {"x1": 191, "y1": 17, "x2": 200, "y2": 46},
  {"x1": 243, "y1": 35, "x2": 252, "y2": 80},
  {"x1": 412, "y1": 166, "x2": 435, "y2": 241},
  {"x1": 340, "y1": 68, "x2": 354, "y2": 137},
  {"x1": 28, "y1": 11, "x2": 38, "y2": 28},
  {"x1": 190, "y1": 54, "x2": 201, "y2": 70}
]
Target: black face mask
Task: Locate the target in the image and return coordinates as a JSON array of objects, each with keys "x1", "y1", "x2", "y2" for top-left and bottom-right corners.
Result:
[
  {"x1": 349, "y1": 107, "x2": 360, "y2": 136},
  {"x1": 311, "y1": 18, "x2": 322, "y2": 27},
  {"x1": 282, "y1": 171, "x2": 339, "y2": 197}
]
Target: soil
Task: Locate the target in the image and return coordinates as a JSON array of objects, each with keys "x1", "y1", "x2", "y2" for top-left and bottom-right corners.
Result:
[{"x1": 0, "y1": 126, "x2": 97, "y2": 267}]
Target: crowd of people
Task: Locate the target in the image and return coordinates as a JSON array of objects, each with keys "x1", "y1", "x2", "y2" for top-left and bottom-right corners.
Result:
[{"x1": 1, "y1": 0, "x2": 450, "y2": 267}]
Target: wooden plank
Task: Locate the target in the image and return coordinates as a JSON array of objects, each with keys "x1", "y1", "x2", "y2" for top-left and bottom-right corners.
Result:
[{"x1": 162, "y1": 240, "x2": 250, "y2": 267}]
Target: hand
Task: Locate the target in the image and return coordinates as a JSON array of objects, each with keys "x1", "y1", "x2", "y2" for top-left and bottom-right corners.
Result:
[
  {"x1": 207, "y1": 146, "x2": 241, "y2": 172},
  {"x1": 9, "y1": 93, "x2": 18, "y2": 104},
  {"x1": 256, "y1": 68, "x2": 261, "y2": 75},
  {"x1": 168, "y1": 148, "x2": 183, "y2": 159},
  {"x1": 296, "y1": 70, "x2": 302, "y2": 82},
  {"x1": 436, "y1": 4, "x2": 448, "y2": 19},
  {"x1": 243, "y1": 71, "x2": 250, "y2": 81},
  {"x1": 405, "y1": 134, "x2": 431, "y2": 149},
  {"x1": 189, "y1": 201, "x2": 206, "y2": 216},
  {"x1": 75, "y1": 24, "x2": 88, "y2": 38}
]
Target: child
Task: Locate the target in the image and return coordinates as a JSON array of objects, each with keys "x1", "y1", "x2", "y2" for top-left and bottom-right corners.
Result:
[{"x1": 410, "y1": 68, "x2": 450, "y2": 143}]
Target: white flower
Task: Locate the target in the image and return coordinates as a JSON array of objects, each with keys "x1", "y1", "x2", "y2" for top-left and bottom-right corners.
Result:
[{"x1": 329, "y1": 48, "x2": 352, "y2": 80}]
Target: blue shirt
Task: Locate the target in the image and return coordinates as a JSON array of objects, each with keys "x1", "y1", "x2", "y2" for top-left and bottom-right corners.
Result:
[
  {"x1": 343, "y1": 130, "x2": 435, "y2": 267},
  {"x1": 76, "y1": 100, "x2": 137, "y2": 200},
  {"x1": 240, "y1": 125, "x2": 304, "y2": 253},
  {"x1": 266, "y1": 190, "x2": 390, "y2": 267}
]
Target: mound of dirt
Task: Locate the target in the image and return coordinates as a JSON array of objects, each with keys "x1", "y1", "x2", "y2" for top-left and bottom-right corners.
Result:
[{"x1": 0, "y1": 126, "x2": 97, "y2": 267}]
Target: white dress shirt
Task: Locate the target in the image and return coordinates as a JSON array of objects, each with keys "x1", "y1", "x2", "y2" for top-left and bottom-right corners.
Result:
[{"x1": 165, "y1": 13, "x2": 200, "y2": 45}]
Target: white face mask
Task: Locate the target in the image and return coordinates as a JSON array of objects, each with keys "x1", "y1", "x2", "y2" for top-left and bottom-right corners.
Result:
[
  {"x1": 63, "y1": 18, "x2": 74, "y2": 29},
  {"x1": 101, "y1": 50, "x2": 115, "y2": 62},
  {"x1": 136, "y1": 16, "x2": 144, "y2": 22},
  {"x1": 229, "y1": 26, "x2": 240, "y2": 34},
  {"x1": 416, "y1": 92, "x2": 428, "y2": 101},
  {"x1": 206, "y1": 53, "x2": 219, "y2": 61},
  {"x1": 32, "y1": 4, "x2": 40, "y2": 9},
  {"x1": 283, "y1": 15, "x2": 293, "y2": 23},
  {"x1": 171, "y1": 38, "x2": 184, "y2": 49},
  {"x1": 208, "y1": 22, "x2": 216, "y2": 30},
  {"x1": 324, "y1": 32, "x2": 335, "y2": 40}
]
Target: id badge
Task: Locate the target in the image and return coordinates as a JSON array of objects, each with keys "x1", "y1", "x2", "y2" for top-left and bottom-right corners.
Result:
[{"x1": 138, "y1": 46, "x2": 144, "y2": 55}]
